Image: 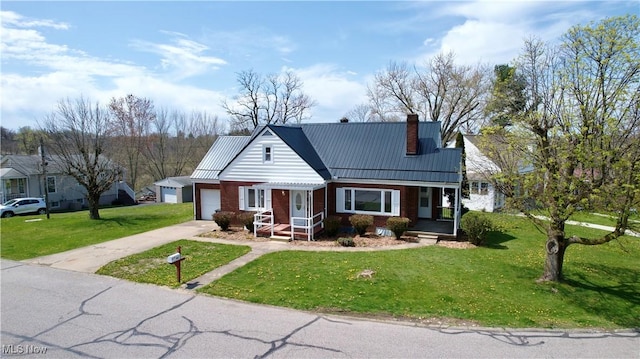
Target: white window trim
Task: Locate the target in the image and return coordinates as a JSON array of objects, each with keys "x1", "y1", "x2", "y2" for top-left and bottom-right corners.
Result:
[
  {"x1": 263, "y1": 145, "x2": 273, "y2": 164},
  {"x1": 336, "y1": 187, "x2": 400, "y2": 216},
  {"x1": 238, "y1": 186, "x2": 271, "y2": 211},
  {"x1": 46, "y1": 176, "x2": 57, "y2": 193}
]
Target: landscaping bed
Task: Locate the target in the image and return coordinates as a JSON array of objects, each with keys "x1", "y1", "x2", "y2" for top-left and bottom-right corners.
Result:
[{"x1": 198, "y1": 226, "x2": 474, "y2": 248}]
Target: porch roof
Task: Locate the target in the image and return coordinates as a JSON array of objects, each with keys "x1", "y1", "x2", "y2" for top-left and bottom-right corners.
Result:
[{"x1": 252, "y1": 182, "x2": 326, "y2": 191}]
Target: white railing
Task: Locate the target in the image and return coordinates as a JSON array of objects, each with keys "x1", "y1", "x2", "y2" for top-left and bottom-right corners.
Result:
[
  {"x1": 254, "y1": 210, "x2": 274, "y2": 238},
  {"x1": 119, "y1": 181, "x2": 136, "y2": 202},
  {"x1": 290, "y1": 211, "x2": 324, "y2": 241}
]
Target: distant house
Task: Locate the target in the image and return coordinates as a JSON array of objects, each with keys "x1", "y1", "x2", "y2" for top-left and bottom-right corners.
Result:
[
  {"x1": 449, "y1": 135, "x2": 506, "y2": 212},
  {"x1": 191, "y1": 115, "x2": 463, "y2": 240},
  {"x1": 154, "y1": 176, "x2": 193, "y2": 203},
  {"x1": 0, "y1": 154, "x2": 134, "y2": 209}
]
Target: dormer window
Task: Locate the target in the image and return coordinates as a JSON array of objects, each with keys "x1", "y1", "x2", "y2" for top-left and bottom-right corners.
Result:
[{"x1": 263, "y1": 145, "x2": 273, "y2": 164}]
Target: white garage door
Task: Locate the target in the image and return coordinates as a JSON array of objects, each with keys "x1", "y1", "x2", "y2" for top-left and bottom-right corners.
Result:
[
  {"x1": 161, "y1": 187, "x2": 178, "y2": 203},
  {"x1": 200, "y1": 189, "x2": 220, "y2": 221}
]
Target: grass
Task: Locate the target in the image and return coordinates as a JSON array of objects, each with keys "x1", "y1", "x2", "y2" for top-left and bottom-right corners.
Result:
[
  {"x1": 0, "y1": 203, "x2": 193, "y2": 260},
  {"x1": 96, "y1": 239, "x2": 251, "y2": 287},
  {"x1": 199, "y1": 214, "x2": 640, "y2": 329}
]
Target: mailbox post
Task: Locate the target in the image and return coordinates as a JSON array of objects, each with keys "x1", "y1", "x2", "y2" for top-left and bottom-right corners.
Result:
[{"x1": 167, "y1": 246, "x2": 186, "y2": 283}]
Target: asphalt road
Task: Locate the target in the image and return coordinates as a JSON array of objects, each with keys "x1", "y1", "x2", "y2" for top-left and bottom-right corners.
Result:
[{"x1": 1, "y1": 259, "x2": 638, "y2": 359}]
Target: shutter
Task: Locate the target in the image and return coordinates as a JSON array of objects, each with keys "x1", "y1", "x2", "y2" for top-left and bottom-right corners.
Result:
[
  {"x1": 265, "y1": 189, "x2": 272, "y2": 210},
  {"x1": 238, "y1": 186, "x2": 245, "y2": 210},
  {"x1": 392, "y1": 190, "x2": 400, "y2": 216},
  {"x1": 336, "y1": 188, "x2": 344, "y2": 212}
]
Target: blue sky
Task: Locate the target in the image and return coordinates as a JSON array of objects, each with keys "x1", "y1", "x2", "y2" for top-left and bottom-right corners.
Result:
[{"x1": 1, "y1": 1, "x2": 637, "y2": 131}]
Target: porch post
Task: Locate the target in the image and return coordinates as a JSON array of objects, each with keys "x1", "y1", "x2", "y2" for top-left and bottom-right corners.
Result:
[{"x1": 453, "y1": 187, "x2": 459, "y2": 236}]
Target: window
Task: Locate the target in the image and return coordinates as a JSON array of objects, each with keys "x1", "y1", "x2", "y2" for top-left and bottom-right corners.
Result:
[
  {"x1": 263, "y1": 145, "x2": 273, "y2": 164},
  {"x1": 239, "y1": 186, "x2": 269, "y2": 210},
  {"x1": 50, "y1": 201, "x2": 60, "y2": 208},
  {"x1": 46, "y1": 176, "x2": 56, "y2": 193},
  {"x1": 337, "y1": 187, "x2": 399, "y2": 216},
  {"x1": 17, "y1": 178, "x2": 25, "y2": 194},
  {"x1": 470, "y1": 181, "x2": 489, "y2": 195}
]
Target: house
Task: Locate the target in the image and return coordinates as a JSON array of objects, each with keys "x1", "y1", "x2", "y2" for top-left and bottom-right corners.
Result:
[
  {"x1": 448, "y1": 135, "x2": 505, "y2": 212},
  {"x1": 0, "y1": 154, "x2": 134, "y2": 210},
  {"x1": 154, "y1": 176, "x2": 193, "y2": 203},
  {"x1": 191, "y1": 114, "x2": 463, "y2": 240}
]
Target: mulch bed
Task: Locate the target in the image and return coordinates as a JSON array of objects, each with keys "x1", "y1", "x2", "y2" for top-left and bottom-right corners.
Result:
[{"x1": 198, "y1": 226, "x2": 474, "y2": 249}]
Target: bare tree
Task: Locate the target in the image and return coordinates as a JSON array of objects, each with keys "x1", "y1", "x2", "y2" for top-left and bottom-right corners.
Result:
[
  {"x1": 143, "y1": 109, "x2": 220, "y2": 181},
  {"x1": 343, "y1": 103, "x2": 375, "y2": 122},
  {"x1": 369, "y1": 53, "x2": 489, "y2": 144},
  {"x1": 222, "y1": 69, "x2": 315, "y2": 131},
  {"x1": 108, "y1": 94, "x2": 156, "y2": 190},
  {"x1": 0, "y1": 127, "x2": 18, "y2": 154},
  {"x1": 40, "y1": 97, "x2": 122, "y2": 220}
]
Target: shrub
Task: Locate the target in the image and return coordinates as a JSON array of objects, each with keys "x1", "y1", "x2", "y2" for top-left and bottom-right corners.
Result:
[
  {"x1": 349, "y1": 214, "x2": 374, "y2": 236},
  {"x1": 323, "y1": 216, "x2": 341, "y2": 237},
  {"x1": 213, "y1": 211, "x2": 235, "y2": 231},
  {"x1": 460, "y1": 212, "x2": 494, "y2": 245},
  {"x1": 337, "y1": 237, "x2": 355, "y2": 247},
  {"x1": 237, "y1": 211, "x2": 256, "y2": 231},
  {"x1": 386, "y1": 217, "x2": 410, "y2": 240}
]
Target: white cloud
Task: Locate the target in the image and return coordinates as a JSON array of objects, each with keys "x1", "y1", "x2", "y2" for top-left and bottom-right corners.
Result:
[
  {"x1": 414, "y1": 1, "x2": 605, "y2": 66},
  {"x1": 1, "y1": 10, "x2": 69, "y2": 30},
  {"x1": 131, "y1": 32, "x2": 227, "y2": 80},
  {"x1": 0, "y1": 11, "x2": 228, "y2": 130},
  {"x1": 289, "y1": 64, "x2": 369, "y2": 122}
]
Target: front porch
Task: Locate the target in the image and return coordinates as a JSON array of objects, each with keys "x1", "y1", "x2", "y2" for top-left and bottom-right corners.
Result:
[
  {"x1": 406, "y1": 219, "x2": 457, "y2": 240},
  {"x1": 251, "y1": 182, "x2": 327, "y2": 241},
  {"x1": 256, "y1": 222, "x2": 325, "y2": 241}
]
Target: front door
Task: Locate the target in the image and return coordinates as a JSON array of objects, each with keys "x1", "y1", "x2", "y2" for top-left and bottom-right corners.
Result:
[
  {"x1": 291, "y1": 190, "x2": 308, "y2": 226},
  {"x1": 418, "y1": 187, "x2": 432, "y2": 218}
]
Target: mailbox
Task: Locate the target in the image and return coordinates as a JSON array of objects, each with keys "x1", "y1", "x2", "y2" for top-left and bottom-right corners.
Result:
[{"x1": 167, "y1": 252, "x2": 182, "y2": 264}]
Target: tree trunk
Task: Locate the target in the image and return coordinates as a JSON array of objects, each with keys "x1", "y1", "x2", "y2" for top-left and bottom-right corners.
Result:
[
  {"x1": 538, "y1": 229, "x2": 568, "y2": 282},
  {"x1": 87, "y1": 195, "x2": 101, "y2": 220}
]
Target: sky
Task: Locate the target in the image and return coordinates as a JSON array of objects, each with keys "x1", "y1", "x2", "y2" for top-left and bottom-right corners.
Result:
[{"x1": 1, "y1": 1, "x2": 637, "y2": 132}]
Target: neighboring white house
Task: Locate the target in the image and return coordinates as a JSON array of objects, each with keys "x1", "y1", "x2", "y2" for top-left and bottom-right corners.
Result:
[{"x1": 448, "y1": 135, "x2": 505, "y2": 212}]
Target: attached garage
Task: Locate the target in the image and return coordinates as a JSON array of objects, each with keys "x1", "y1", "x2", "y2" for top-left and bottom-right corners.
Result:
[{"x1": 200, "y1": 189, "x2": 220, "y2": 221}]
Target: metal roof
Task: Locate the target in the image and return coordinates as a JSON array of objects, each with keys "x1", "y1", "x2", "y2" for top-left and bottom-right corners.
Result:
[
  {"x1": 154, "y1": 176, "x2": 193, "y2": 188},
  {"x1": 191, "y1": 136, "x2": 250, "y2": 180},
  {"x1": 193, "y1": 121, "x2": 461, "y2": 184},
  {"x1": 297, "y1": 122, "x2": 461, "y2": 183}
]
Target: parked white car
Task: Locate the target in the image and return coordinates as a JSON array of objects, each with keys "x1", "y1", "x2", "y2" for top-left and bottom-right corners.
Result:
[{"x1": 0, "y1": 198, "x2": 47, "y2": 218}]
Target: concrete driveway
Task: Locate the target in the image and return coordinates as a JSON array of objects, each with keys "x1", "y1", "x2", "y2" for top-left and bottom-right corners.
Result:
[{"x1": 22, "y1": 221, "x2": 220, "y2": 273}]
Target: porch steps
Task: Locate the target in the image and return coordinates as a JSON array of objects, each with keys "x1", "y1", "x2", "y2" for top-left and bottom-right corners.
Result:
[
  {"x1": 403, "y1": 231, "x2": 440, "y2": 244},
  {"x1": 270, "y1": 235, "x2": 291, "y2": 242}
]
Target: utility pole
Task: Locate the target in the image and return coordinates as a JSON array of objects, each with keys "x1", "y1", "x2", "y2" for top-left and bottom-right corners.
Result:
[{"x1": 40, "y1": 137, "x2": 50, "y2": 219}]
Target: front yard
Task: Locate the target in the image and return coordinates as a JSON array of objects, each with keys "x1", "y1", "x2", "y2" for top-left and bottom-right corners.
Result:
[
  {"x1": 0, "y1": 203, "x2": 193, "y2": 260},
  {"x1": 197, "y1": 214, "x2": 639, "y2": 329}
]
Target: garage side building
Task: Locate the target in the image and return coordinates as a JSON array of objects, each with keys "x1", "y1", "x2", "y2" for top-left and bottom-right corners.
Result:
[{"x1": 154, "y1": 176, "x2": 193, "y2": 204}]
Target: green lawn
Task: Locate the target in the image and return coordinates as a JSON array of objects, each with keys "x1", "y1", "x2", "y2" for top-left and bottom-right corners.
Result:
[
  {"x1": 199, "y1": 214, "x2": 640, "y2": 329},
  {"x1": 96, "y1": 240, "x2": 251, "y2": 287},
  {"x1": 0, "y1": 203, "x2": 193, "y2": 260}
]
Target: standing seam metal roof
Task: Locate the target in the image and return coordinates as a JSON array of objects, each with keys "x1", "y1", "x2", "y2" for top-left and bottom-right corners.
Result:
[
  {"x1": 192, "y1": 122, "x2": 461, "y2": 184},
  {"x1": 191, "y1": 136, "x2": 250, "y2": 180}
]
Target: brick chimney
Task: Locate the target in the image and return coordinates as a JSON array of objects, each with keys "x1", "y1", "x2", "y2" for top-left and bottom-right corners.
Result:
[{"x1": 406, "y1": 114, "x2": 419, "y2": 155}]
